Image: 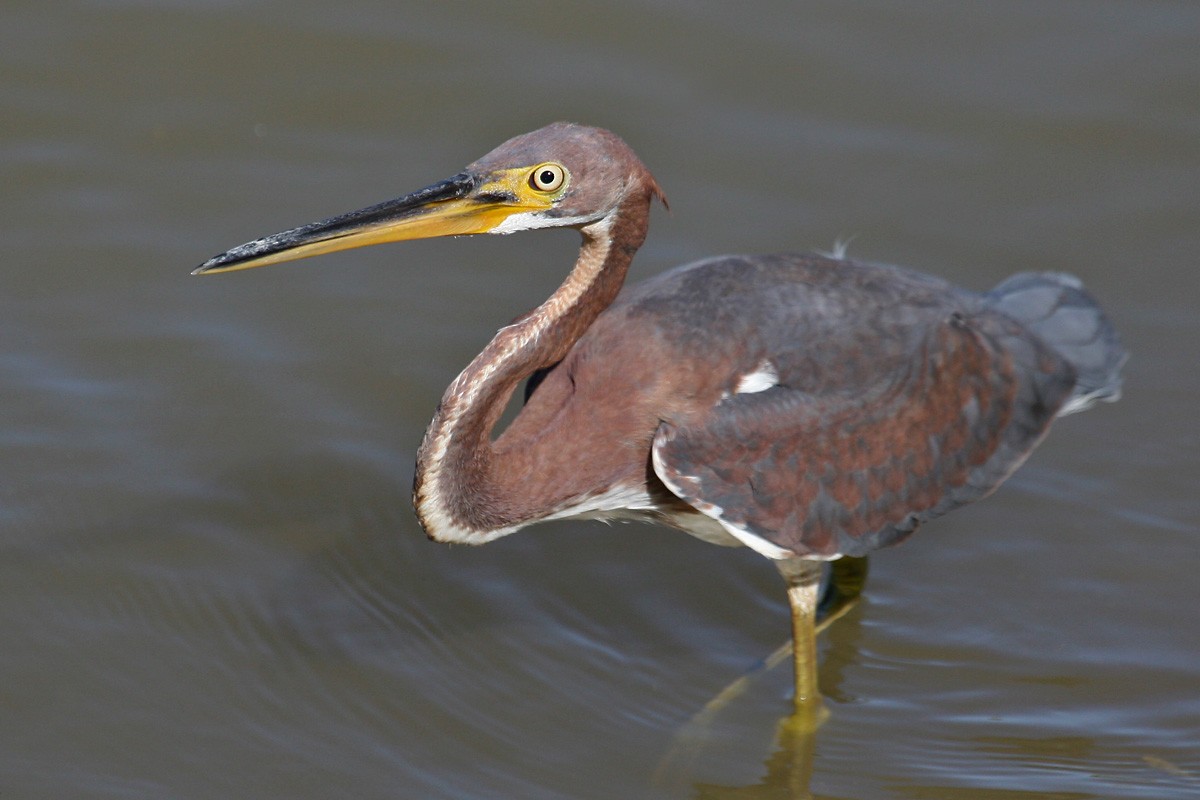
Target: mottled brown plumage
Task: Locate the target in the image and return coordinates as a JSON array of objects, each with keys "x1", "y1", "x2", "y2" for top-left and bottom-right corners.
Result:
[{"x1": 196, "y1": 122, "x2": 1126, "y2": 717}]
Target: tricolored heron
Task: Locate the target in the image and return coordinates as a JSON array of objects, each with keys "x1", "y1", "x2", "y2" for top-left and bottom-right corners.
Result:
[{"x1": 196, "y1": 123, "x2": 1125, "y2": 717}]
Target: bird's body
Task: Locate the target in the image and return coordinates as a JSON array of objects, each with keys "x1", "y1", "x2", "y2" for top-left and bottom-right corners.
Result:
[
  {"x1": 425, "y1": 250, "x2": 1095, "y2": 561},
  {"x1": 197, "y1": 123, "x2": 1125, "y2": 717}
]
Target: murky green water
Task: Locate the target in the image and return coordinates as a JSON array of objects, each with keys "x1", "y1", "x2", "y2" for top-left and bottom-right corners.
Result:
[{"x1": 3, "y1": 2, "x2": 1197, "y2": 797}]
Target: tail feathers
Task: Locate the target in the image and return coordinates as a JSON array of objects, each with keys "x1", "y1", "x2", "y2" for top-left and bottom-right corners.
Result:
[{"x1": 986, "y1": 272, "x2": 1127, "y2": 416}]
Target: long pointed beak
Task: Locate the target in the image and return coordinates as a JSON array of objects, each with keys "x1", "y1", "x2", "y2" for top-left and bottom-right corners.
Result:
[{"x1": 194, "y1": 171, "x2": 516, "y2": 275}]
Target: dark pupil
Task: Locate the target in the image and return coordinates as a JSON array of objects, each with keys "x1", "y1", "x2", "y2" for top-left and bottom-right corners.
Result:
[{"x1": 538, "y1": 170, "x2": 554, "y2": 186}]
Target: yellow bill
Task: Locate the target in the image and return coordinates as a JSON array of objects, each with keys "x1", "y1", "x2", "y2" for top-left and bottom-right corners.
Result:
[{"x1": 193, "y1": 167, "x2": 559, "y2": 275}]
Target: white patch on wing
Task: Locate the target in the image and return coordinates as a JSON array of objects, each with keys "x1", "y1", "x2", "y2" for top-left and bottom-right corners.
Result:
[
  {"x1": 717, "y1": 518, "x2": 820, "y2": 560},
  {"x1": 734, "y1": 360, "x2": 779, "y2": 395},
  {"x1": 650, "y1": 428, "x2": 797, "y2": 560}
]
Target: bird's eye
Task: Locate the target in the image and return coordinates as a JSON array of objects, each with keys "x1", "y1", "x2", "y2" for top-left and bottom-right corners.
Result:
[{"x1": 529, "y1": 163, "x2": 566, "y2": 193}]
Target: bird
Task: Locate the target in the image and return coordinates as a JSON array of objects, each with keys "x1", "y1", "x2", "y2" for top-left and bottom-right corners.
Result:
[{"x1": 195, "y1": 122, "x2": 1126, "y2": 719}]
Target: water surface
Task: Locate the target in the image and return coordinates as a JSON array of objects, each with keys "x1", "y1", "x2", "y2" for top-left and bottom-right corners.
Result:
[{"x1": 2, "y1": 2, "x2": 1197, "y2": 798}]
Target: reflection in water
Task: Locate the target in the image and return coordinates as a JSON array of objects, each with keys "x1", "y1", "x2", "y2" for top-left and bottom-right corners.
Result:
[
  {"x1": 655, "y1": 673, "x2": 826, "y2": 799},
  {"x1": 4, "y1": 2, "x2": 1197, "y2": 796},
  {"x1": 656, "y1": 559, "x2": 869, "y2": 796},
  {"x1": 692, "y1": 718, "x2": 821, "y2": 800}
]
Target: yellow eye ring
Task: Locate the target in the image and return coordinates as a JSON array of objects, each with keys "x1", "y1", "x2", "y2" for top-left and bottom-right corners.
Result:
[{"x1": 529, "y1": 163, "x2": 567, "y2": 193}]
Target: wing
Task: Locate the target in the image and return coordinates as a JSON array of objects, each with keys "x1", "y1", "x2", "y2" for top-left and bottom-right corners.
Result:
[{"x1": 644, "y1": 255, "x2": 1077, "y2": 559}]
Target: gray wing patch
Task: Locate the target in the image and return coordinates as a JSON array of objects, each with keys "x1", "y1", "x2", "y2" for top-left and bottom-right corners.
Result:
[{"x1": 650, "y1": 312, "x2": 1074, "y2": 559}]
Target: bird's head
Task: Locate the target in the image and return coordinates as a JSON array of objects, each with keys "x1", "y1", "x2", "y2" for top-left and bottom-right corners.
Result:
[{"x1": 194, "y1": 122, "x2": 666, "y2": 275}]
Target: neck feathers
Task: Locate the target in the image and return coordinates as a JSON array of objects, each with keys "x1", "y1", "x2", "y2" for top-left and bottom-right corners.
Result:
[{"x1": 413, "y1": 197, "x2": 649, "y2": 543}]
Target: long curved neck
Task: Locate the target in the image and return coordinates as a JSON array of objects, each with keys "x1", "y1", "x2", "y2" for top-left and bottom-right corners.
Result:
[{"x1": 413, "y1": 196, "x2": 649, "y2": 543}]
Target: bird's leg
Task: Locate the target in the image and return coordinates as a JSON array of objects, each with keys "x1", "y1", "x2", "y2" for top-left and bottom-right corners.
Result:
[
  {"x1": 777, "y1": 558, "x2": 824, "y2": 719},
  {"x1": 656, "y1": 556, "x2": 864, "y2": 778}
]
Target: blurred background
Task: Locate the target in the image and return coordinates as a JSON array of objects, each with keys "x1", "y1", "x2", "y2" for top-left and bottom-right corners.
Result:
[{"x1": 2, "y1": 2, "x2": 1197, "y2": 798}]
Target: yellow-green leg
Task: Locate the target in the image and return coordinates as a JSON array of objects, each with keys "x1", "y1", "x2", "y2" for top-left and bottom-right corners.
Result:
[
  {"x1": 777, "y1": 555, "x2": 869, "y2": 721},
  {"x1": 655, "y1": 556, "x2": 869, "y2": 783},
  {"x1": 777, "y1": 558, "x2": 824, "y2": 718}
]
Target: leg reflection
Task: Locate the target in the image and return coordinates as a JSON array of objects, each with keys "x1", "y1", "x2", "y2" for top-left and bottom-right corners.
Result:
[{"x1": 653, "y1": 557, "x2": 868, "y2": 790}]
